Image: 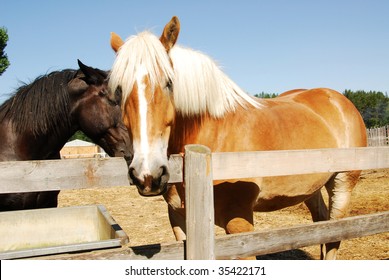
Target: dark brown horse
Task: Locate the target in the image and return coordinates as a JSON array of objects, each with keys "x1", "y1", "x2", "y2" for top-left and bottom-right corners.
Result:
[{"x1": 0, "y1": 60, "x2": 132, "y2": 211}]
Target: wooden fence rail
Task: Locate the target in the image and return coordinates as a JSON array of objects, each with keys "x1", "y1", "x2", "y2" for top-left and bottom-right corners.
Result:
[
  {"x1": 41, "y1": 210, "x2": 389, "y2": 260},
  {"x1": 1, "y1": 146, "x2": 389, "y2": 259},
  {"x1": 1, "y1": 146, "x2": 389, "y2": 193}
]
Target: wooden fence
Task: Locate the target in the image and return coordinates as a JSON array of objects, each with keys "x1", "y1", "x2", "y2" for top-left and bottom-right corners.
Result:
[
  {"x1": 0, "y1": 146, "x2": 389, "y2": 259},
  {"x1": 367, "y1": 125, "x2": 389, "y2": 146}
]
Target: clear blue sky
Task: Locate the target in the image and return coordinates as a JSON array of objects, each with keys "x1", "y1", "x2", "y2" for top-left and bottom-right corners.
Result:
[{"x1": 1, "y1": 0, "x2": 389, "y2": 104}]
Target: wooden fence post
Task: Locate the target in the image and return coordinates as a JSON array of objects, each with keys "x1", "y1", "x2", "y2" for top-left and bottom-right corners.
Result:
[{"x1": 184, "y1": 144, "x2": 215, "y2": 260}]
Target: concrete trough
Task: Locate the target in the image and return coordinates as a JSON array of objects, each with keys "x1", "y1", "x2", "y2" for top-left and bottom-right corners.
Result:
[{"x1": 0, "y1": 205, "x2": 128, "y2": 259}]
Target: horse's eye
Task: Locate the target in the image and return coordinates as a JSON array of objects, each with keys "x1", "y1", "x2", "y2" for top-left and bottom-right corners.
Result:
[{"x1": 166, "y1": 79, "x2": 173, "y2": 91}]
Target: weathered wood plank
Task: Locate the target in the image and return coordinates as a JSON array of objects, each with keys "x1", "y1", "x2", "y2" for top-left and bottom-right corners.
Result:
[
  {"x1": 32, "y1": 241, "x2": 185, "y2": 260},
  {"x1": 33, "y1": 211, "x2": 389, "y2": 260},
  {"x1": 1, "y1": 147, "x2": 389, "y2": 193},
  {"x1": 215, "y1": 211, "x2": 389, "y2": 259},
  {"x1": 184, "y1": 145, "x2": 215, "y2": 260},
  {"x1": 0, "y1": 157, "x2": 130, "y2": 193},
  {"x1": 211, "y1": 146, "x2": 389, "y2": 180},
  {"x1": 0, "y1": 155, "x2": 183, "y2": 193}
]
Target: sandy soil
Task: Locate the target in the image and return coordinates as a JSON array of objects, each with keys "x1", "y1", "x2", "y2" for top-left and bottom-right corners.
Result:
[{"x1": 59, "y1": 169, "x2": 389, "y2": 260}]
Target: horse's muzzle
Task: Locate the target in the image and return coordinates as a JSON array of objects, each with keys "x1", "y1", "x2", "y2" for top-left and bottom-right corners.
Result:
[{"x1": 128, "y1": 166, "x2": 169, "y2": 196}]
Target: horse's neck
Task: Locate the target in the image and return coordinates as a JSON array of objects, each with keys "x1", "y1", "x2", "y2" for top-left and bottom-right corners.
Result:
[
  {"x1": 33, "y1": 121, "x2": 78, "y2": 159},
  {"x1": 169, "y1": 113, "x2": 221, "y2": 154},
  {"x1": 168, "y1": 114, "x2": 198, "y2": 154},
  {"x1": 168, "y1": 107, "x2": 257, "y2": 154},
  {"x1": 10, "y1": 118, "x2": 76, "y2": 160}
]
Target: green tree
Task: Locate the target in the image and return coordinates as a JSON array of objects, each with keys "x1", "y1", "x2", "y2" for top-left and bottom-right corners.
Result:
[
  {"x1": 255, "y1": 92, "x2": 278, "y2": 98},
  {"x1": 0, "y1": 27, "x2": 10, "y2": 76},
  {"x1": 344, "y1": 90, "x2": 389, "y2": 128},
  {"x1": 68, "y1": 131, "x2": 93, "y2": 143}
]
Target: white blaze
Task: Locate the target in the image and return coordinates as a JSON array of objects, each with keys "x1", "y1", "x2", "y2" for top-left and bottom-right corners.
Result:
[
  {"x1": 136, "y1": 63, "x2": 150, "y2": 176},
  {"x1": 131, "y1": 63, "x2": 169, "y2": 182}
]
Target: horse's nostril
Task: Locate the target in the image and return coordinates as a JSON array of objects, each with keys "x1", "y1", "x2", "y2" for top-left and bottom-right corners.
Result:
[
  {"x1": 128, "y1": 167, "x2": 136, "y2": 183},
  {"x1": 159, "y1": 165, "x2": 168, "y2": 177},
  {"x1": 159, "y1": 165, "x2": 170, "y2": 185}
]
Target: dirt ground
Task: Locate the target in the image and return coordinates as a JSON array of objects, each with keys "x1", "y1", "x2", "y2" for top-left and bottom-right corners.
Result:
[{"x1": 59, "y1": 169, "x2": 389, "y2": 260}]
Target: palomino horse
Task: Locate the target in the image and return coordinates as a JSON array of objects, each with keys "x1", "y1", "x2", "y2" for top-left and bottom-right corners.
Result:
[
  {"x1": 109, "y1": 17, "x2": 367, "y2": 259},
  {"x1": 0, "y1": 60, "x2": 132, "y2": 211}
]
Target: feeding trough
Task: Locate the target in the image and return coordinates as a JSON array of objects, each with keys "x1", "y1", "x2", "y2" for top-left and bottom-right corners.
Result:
[{"x1": 0, "y1": 204, "x2": 128, "y2": 259}]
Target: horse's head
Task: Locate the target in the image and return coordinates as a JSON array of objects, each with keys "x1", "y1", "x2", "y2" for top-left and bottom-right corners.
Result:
[
  {"x1": 109, "y1": 17, "x2": 180, "y2": 196},
  {"x1": 68, "y1": 60, "x2": 132, "y2": 159}
]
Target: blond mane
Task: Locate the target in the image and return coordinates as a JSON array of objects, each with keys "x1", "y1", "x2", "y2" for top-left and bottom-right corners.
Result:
[
  {"x1": 109, "y1": 31, "x2": 262, "y2": 117},
  {"x1": 109, "y1": 31, "x2": 174, "y2": 106}
]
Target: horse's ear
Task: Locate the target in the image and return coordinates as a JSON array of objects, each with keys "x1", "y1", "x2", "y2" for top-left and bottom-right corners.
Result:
[
  {"x1": 160, "y1": 16, "x2": 180, "y2": 52},
  {"x1": 68, "y1": 75, "x2": 88, "y2": 95},
  {"x1": 110, "y1": 32, "x2": 124, "y2": 53},
  {"x1": 77, "y1": 59, "x2": 105, "y2": 85}
]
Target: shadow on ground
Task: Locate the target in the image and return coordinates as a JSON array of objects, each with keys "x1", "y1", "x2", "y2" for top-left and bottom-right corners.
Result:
[{"x1": 256, "y1": 249, "x2": 315, "y2": 260}]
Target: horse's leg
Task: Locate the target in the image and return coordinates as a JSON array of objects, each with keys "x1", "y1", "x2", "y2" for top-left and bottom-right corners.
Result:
[
  {"x1": 36, "y1": 191, "x2": 60, "y2": 208},
  {"x1": 220, "y1": 205, "x2": 255, "y2": 260},
  {"x1": 323, "y1": 171, "x2": 360, "y2": 260},
  {"x1": 214, "y1": 182, "x2": 258, "y2": 260},
  {"x1": 164, "y1": 184, "x2": 187, "y2": 241},
  {"x1": 214, "y1": 182, "x2": 257, "y2": 234},
  {"x1": 167, "y1": 206, "x2": 186, "y2": 241},
  {"x1": 304, "y1": 189, "x2": 329, "y2": 259},
  {"x1": 305, "y1": 189, "x2": 329, "y2": 222},
  {"x1": 221, "y1": 205, "x2": 254, "y2": 234}
]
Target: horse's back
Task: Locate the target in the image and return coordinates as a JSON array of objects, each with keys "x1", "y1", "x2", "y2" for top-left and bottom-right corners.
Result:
[
  {"x1": 193, "y1": 88, "x2": 366, "y2": 153},
  {"x1": 274, "y1": 88, "x2": 367, "y2": 148}
]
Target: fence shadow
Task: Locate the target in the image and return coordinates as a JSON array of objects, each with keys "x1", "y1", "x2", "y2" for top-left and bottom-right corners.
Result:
[{"x1": 256, "y1": 249, "x2": 315, "y2": 260}]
